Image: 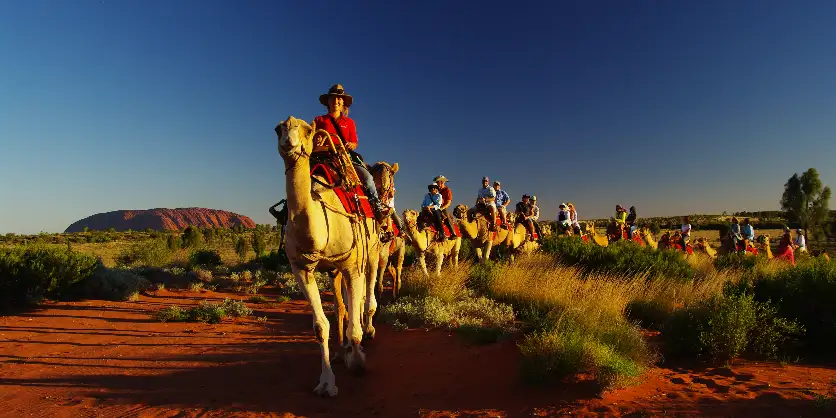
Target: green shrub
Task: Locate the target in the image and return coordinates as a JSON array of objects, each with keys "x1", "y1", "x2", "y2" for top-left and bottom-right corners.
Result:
[
  {"x1": 378, "y1": 295, "x2": 515, "y2": 343},
  {"x1": 84, "y1": 267, "x2": 151, "y2": 301},
  {"x1": 251, "y1": 232, "x2": 267, "y2": 258},
  {"x1": 750, "y1": 257, "x2": 836, "y2": 357},
  {"x1": 182, "y1": 226, "x2": 203, "y2": 248},
  {"x1": 189, "y1": 249, "x2": 222, "y2": 268},
  {"x1": 0, "y1": 245, "x2": 99, "y2": 310},
  {"x1": 235, "y1": 236, "x2": 248, "y2": 262},
  {"x1": 115, "y1": 239, "x2": 171, "y2": 267},
  {"x1": 540, "y1": 236, "x2": 693, "y2": 282},
  {"x1": 255, "y1": 249, "x2": 288, "y2": 271},
  {"x1": 662, "y1": 291, "x2": 803, "y2": 362},
  {"x1": 166, "y1": 234, "x2": 180, "y2": 251},
  {"x1": 152, "y1": 298, "x2": 252, "y2": 324}
]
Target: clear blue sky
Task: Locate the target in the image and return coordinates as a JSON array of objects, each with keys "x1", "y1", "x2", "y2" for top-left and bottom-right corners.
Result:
[{"x1": 2, "y1": 0, "x2": 835, "y2": 234}]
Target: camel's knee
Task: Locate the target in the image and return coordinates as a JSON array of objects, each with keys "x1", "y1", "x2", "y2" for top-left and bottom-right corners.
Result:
[{"x1": 313, "y1": 320, "x2": 330, "y2": 344}]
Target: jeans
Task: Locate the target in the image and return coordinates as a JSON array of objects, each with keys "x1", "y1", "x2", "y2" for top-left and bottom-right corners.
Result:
[{"x1": 354, "y1": 163, "x2": 379, "y2": 201}]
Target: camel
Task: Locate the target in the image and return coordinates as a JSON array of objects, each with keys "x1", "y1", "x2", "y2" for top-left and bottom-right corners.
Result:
[
  {"x1": 275, "y1": 116, "x2": 390, "y2": 397},
  {"x1": 538, "y1": 221, "x2": 553, "y2": 238},
  {"x1": 495, "y1": 212, "x2": 540, "y2": 262},
  {"x1": 402, "y1": 209, "x2": 462, "y2": 276},
  {"x1": 368, "y1": 162, "x2": 405, "y2": 299},
  {"x1": 375, "y1": 235, "x2": 405, "y2": 299},
  {"x1": 638, "y1": 227, "x2": 658, "y2": 249},
  {"x1": 693, "y1": 237, "x2": 718, "y2": 258},
  {"x1": 757, "y1": 235, "x2": 774, "y2": 259},
  {"x1": 453, "y1": 204, "x2": 512, "y2": 262},
  {"x1": 582, "y1": 222, "x2": 609, "y2": 247}
]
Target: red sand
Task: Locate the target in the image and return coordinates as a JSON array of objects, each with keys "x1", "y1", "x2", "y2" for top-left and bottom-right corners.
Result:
[{"x1": 1, "y1": 290, "x2": 835, "y2": 417}]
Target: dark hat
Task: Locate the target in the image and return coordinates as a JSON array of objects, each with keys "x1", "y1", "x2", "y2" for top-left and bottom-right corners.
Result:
[{"x1": 319, "y1": 84, "x2": 353, "y2": 107}]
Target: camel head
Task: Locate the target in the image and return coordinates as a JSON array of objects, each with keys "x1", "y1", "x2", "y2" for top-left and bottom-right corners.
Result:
[
  {"x1": 506, "y1": 212, "x2": 517, "y2": 225},
  {"x1": 757, "y1": 234, "x2": 770, "y2": 245},
  {"x1": 453, "y1": 204, "x2": 468, "y2": 220},
  {"x1": 275, "y1": 116, "x2": 314, "y2": 163},
  {"x1": 583, "y1": 222, "x2": 595, "y2": 235},
  {"x1": 403, "y1": 209, "x2": 419, "y2": 229},
  {"x1": 370, "y1": 161, "x2": 399, "y2": 201}
]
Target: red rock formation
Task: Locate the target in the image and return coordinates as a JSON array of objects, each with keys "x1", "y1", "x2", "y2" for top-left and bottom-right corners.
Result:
[{"x1": 64, "y1": 208, "x2": 257, "y2": 232}]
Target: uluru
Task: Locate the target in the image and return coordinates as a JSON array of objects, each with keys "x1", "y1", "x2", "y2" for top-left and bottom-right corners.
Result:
[{"x1": 64, "y1": 208, "x2": 257, "y2": 232}]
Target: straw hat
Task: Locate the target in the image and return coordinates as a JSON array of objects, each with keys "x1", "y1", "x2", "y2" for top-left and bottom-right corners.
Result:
[
  {"x1": 319, "y1": 84, "x2": 353, "y2": 107},
  {"x1": 433, "y1": 175, "x2": 449, "y2": 183}
]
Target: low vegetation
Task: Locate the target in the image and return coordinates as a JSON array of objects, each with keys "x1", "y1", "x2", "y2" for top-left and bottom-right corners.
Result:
[{"x1": 153, "y1": 298, "x2": 253, "y2": 324}]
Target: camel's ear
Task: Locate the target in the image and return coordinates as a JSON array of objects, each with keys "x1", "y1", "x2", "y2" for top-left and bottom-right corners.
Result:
[{"x1": 391, "y1": 162, "x2": 399, "y2": 173}]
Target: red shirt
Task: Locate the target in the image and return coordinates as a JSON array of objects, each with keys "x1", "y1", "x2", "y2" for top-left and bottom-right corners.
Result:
[
  {"x1": 313, "y1": 114, "x2": 358, "y2": 147},
  {"x1": 439, "y1": 187, "x2": 453, "y2": 210}
]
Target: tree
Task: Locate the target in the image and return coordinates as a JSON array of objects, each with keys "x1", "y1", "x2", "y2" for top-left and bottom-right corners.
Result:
[{"x1": 780, "y1": 168, "x2": 832, "y2": 241}]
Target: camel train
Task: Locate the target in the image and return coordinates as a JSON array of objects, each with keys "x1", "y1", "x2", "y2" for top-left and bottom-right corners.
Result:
[{"x1": 274, "y1": 84, "x2": 826, "y2": 397}]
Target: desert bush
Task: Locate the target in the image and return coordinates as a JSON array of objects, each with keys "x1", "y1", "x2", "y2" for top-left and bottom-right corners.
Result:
[
  {"x1": 749, "y1": 257, "x2": 836, "y2": 357},
  {"x1": 189, "y1": 249, "x2": 222, "y2": 268},
  {"x1": 0, "y1": 245, "x2": 99, "y2": 310},
  {"x1": 182, "y1": 226, "x2": 203, "y2": 248},
  {"x1": 378, "y1": 295, "x2": 515, "y2": 341},
  {"x1": 540, "y1": 236, "x2": 694, "y2": 282},
  {"x1": 166, "y1": 234, "x2": 180, "y2": 250},
  {"x1": 479, "y1": 255, "x2": 652, "y2": 390},
  {"x1": 251, "y1": 232, "x2": 267, "y2": 258},
  {"x1": 255, "y1": 249, "x2": 289, "y2": 271},
  {"x1": 661, "y1": 290, "x2": 804, "y2": 362},
  {"x1": 83, "y1": 267, "x2": 151, "y2": 301},
  {"x1": 153, "y1": 298, "x2": 252, "y2": 324},
  {"x1": 115, "y1": 239, "x2": 171, "y2": 267},
  {"x1": 235, "y1": 236, "x2": 248, "y2": 262}
]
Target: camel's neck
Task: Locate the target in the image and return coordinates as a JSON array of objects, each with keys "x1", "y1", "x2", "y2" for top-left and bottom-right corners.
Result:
[
  {"x1": 456, "y1": 217, "x2": 479, "y2": 239},
  {"x1": 405, "y1": 223, "x2": 430, "y2": 252},
  {"x1": 285, "y1": 160, "x2": 313, "y2": 216}
]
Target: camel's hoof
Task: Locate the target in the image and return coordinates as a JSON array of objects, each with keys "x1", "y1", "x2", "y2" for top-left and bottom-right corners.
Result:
[
  {"x1": 345, "y1": 347, "x2": 367, "y2": 375},
  {"x1": 363, "y1": 327, "x2": 376, "y2": 342},
  {"x1": 313, "y1": 382, "x2": 339, "y2": 397}
]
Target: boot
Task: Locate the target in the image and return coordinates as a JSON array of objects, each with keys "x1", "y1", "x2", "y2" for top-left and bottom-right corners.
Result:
[
  {"x1": 368, "y1": 194, "x2": 393, "y2": 223},
  {"x1": 444, "y1": 217, "x2": 457, "y2": 240}
]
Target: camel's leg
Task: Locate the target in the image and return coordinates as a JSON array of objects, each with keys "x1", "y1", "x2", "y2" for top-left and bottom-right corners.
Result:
[
  {"x1": 342, "y1": 265, "x2": 367, "y2": 374},
  {"x1": 417, "y1": 252, "x2": 429, "y2": 276},
  {"x1": 435, "y1": 250, "x2": 445, "y2": 276},
  {"x1": 292, "y1": 265, "x2": 338, "y2": 397},
  {"x1": 376, "y1": 251, "x2": 387, "y2": 297},
  {"x1": 452, "y1": 241, "x2": 460, "y2": 268},
  {"x1": 364, "y1": 251, "x2": 379, "y2": 341},
  {"x1": 393, "y1": 243, "x2": 405, "y2": 299},
  {"x1": 330, "y1": 271, "x2": 347, "y2": 362},
  {"x1": 474, "y1": 246, "x2": 484, "y2": 263}
]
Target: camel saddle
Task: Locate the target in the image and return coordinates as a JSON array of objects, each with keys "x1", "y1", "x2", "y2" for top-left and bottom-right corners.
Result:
[
  {"x1": 417, "y1": 211, "x2": 461, "y2": 238},
  {"x1": 309, "y1": 156, "x2": 374, "y2": 219}
]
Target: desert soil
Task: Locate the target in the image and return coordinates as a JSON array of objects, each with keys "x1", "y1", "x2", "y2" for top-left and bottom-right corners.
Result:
[{"x1": 1, "y1": 289, "x2": 835, "y2": 418}]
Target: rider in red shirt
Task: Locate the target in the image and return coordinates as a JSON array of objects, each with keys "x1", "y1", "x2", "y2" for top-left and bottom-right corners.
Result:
[{"x1": 312, "y1": 84, "x2": 392, "y2": 222}]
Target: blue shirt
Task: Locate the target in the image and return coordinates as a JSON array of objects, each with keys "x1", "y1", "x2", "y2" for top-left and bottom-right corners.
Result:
[
  {"x1": 741, "y1": 224, "x2": 754, "y2": 240},
  {"x1": 495, "y1": 189, "x2": 510, "y2": 208},
  {"x1": 422, "y1": 193, "x2": 442, "y2": 210}
]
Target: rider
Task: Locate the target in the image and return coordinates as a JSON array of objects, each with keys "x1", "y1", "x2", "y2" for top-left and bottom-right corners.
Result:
[
  {"x1": 680, "y1": 216, "x2": 692, "y2": 252},
  {"x1": 626, "y1": 206, "x2": 638, "y2": 239},
  {"x1": 557, "y1": 203, "x2": 572, "y2": 233},
  {"x1": 312, "y1": 84, "x2": 392, "y2": 222},
  {"x1": 530, "y1": 195, "x2": 543, "y2": 238},
  {"x1": 381, "y1": 186, "x2": 406, "y2": 243},
  {"x1": 467, "y1": 176, "x2": 498, "y2": 232},
  {"x1": 434, "y1": 175, "x2": 458, "y2": 240},
  {"x1": 422, "y1": 184, "x2": 447, "y2": 242},
  {"x1": 493, "y1": 181, "x2": 511, "y2": 229},
  {"x1": 515, "y1": 194, "x2": 536, "y2": 240}
]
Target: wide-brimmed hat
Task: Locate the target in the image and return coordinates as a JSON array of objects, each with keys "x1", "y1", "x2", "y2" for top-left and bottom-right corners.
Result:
[
  {"x1": 482, "y1": 176, "x2": 489, "y2": 181},
  {"x1": 428, "y1": 184, "x2": 440, "y2": 191},
  {"x1": 319, "y1": 84, "x2": 353, "y2": 107},
  {"x1": 559, "y1": 202, "x2": 567, "y2": 208},
  {"x1": 531, "y1": 195, "x2": 537, "y2": 200},
  {"x1": 434, "y1": 175, "x2": 449, "y2": 183}
]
